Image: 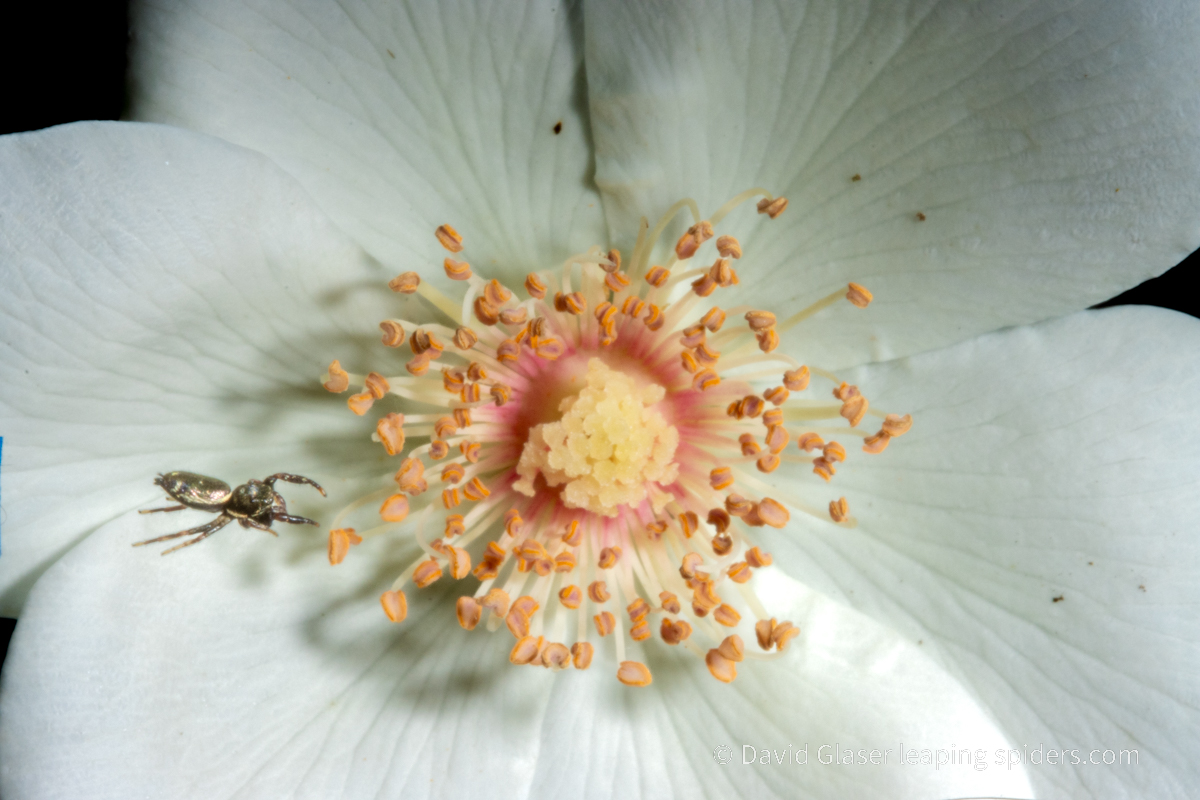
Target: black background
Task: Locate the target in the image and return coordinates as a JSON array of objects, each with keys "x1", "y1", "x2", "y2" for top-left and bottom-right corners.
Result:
[{"x1": 0, "y1": 1, "x2": 1196, "y2": 669}]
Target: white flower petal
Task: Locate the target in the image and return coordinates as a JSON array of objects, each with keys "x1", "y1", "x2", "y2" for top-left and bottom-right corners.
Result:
[
  {"x1": 0, "y1": 122, "x2": 391, "y2": 615},
  {"x1": 128, "y1": 0, "x2": 607, "y2": 284},
  {"x1": 584, "y1": 0, "x2": 1200, "y2": 367},
  {"x1": 0, "y1": 510, "x2": 1031, "y2": 799},
  {"x1": 769, "y1": 305, "x2": 1200, "y2": 797}
]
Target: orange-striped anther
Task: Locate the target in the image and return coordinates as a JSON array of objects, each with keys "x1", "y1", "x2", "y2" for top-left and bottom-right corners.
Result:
[
  {"x1": 645, "y1": 266, "x2": 669, "y2": 286},
  {"x1": 756, "y1": 498, "x2": 790, "y2": 528},
  {"x1": 361, "y1": 372, "x2": 387, "y2": 399},
  {"x1": 621, "y1": 296, "x2": 645, "y2": 318},
  {"x1": 694, "y1": 343, "x2": 720, "y2": 366},
  {"x1": 862, "y1": 431, "x2": 891, "y2": 454},
  {"x1": 727, "y1": 561, "x2": 752, "y2": 583},
  {"x1": 812, "y1": 457, "x2": 836, "y2": 481},
  {"x1": 394, "y1": 458, "x2": 426, "y2": 495},
  {"x1": 479, "y1": 587, "x2": 510, "y2": 618},
  {"x1": 605, "y1": 271, "x2": 631, "y2": 292},
  {"x1": 718, "y1": 634, "x2": 745, "y2": 663},
  {"x1": 506, "y1": 608, "x2": 531, "y2": 639},
  {"x1": 483, "y1": 279, "x2": 512, "y2": 307},
  {"x1": 840, "y1": 395, "x2": 868, "y2": 427},
  {"x1": 700, "y1": 307, "x2": 726, "y2": 332},
  {"x1": 461, "y1": 477, "x2": 488, "y2": 501},
  {"x1": 716, "y1": 235, "x2": 742, "y2": 259},
  {"x1": 510, "y1": 636, "x2": 541, "y2": 665},
  {"x1": 412, "y1": 558, "x2": 443, "y2": 588},
  {"x1": 473, "y1": 296, "x2": 500, "y2": 326},
  {"x1": 645, "y1": 520, "x2": 667, "y2": 539},
  {"x1": 691, "y1": 274, "x2": 717, "y2": 297},
  {"x1": 711, "y1": 532, "x2": 733, "y2": 556},
  {"x1": 327, "y1": 528, "x2": 362, "y2": 565},
  {"x1": 604, "y1": 248, "x2": 622, "y2": 272},
  {"x1": 755, "y1": 618, "x2": 777, "y2": 650},
  {"x1": 761, "y1": 408, "x2": 783, "y2": 428},
  {"x1": 496, "y1": 339, "x2": 520, "y2": 363},
  {"x1": 680, "y1": 350, "x2": 699, "y2": 373},
  {"x1": 453, "y1": 326, "x2": 479, "y2": 350},
  {"x1": 765, "y1": 425, "x2": 789, "y2": 454},
  {"x1": 740, "y1": 434, "x2": 762, "y2": 456},
  {"x1": 726, "y1": 494, "x2": 753, "y2": 517},
  {"x1": 882, "y1": 413, "x2": 912, "y2": 436},
  {"x1": 693, "y1": 369, "x2": 720, "y2": 391},
  {"x1": 405, "y1": 352, "x2": 433, "y2": 377},
  {"x1": 346, "y1": 392, "x2": 374, "y2": 416},
  {"x1": 757, "y1": 328, "x2": 779, "y2": 353},
  {"x1": 533, "y1": 336, "x2": 564, "y2": 360},
  {"x1": 679, "y1": 511, "x2": 699, "y2": 538},
  {"x1": 707, "y1": 508, "x2": 731, "y2": 533},
  {"x1": 446, "y1": 546, "x2": 471, "y2": 579},
  {"x1": 594, "y1": 611, "x2": 616, "y2": 637},
  {"x1": 617, "y1": 661, "x2": 653, "y2": 687},
  {"x1": 708, "y1": 258, "x2": 734, "y2": 288},
  {"x1": 772, "y1": 621, "x2": 800, "y2": 651},
  {"x1": 829, "y1": 497, "x2": 850, "y2": 523},
  {"x1": 680, "y1": 552, "x2": 703, "y2": 580},
  {"x1": 444, "y1": 258, "x2": 472, "y2": 280},
  {"x1": 437, "y1": 516, "x2": 462, "y2": 540},
  {"x1": 433, "y1": 417, "x2": 457, "y2": 440},
  {"x1": 823, "y1": 441, "x2": 846, "y2": 463},
  {"x1": 598, "y1": 546, "x2": 622, "y2": 569},
  {"x1": 499, "y1": 306, "x2": 527, "y2": 326},
  {"x1": 763, "y1": 386, "x2": 789, "y2": 406},
  {"x1": 554, "y1": 551, "x2": 576, "y2": 573},
  {"x1": 846, "y1": 282, "x2": 873, "y2": 308},
  {"x1": 756, "y1": 196, "x2": 788, "y2": 218},
  {"x1": 783, "y1": 366, "x2": 810, "y2": 391},
  {"x1": 660, "y1": 618, "x2": 692, "y2": 644},
  {"x1": 542, "y1": 642, "x2": 572, "y2": 670},
  {"x1": 710, "y1": 467, "x2": 734, "y2": 491},
  {"x1": 442, "y1": 487, "x2": 460, "y2": 508},
  {"x1": 627, "y1": 598, "x2": 651, "y2": 622},
  {"x1": 457, "y1": 596, "x2": 482, "y2": 630},
  {"x1": 660, "y1": 591, "x2": 682, "y2": 614},
  {"x1": 562, "y1": 520, "x2": 582, "y2": 547},
  {"x1": 379, "y1": 493, "x2": 410, "y2": 523},
  {"x1": 555, "y1": 291, "x2": 585, "y2": 315},
  {"x1": 745, "y1": 310, "x2": 776, "y2": 332},
  {"x1": 525, "y1": 272, "x2": 547, "y2": 299},
  {"x1": 473, "y1": 544, "x2": 506, "y2": 581},
  {"x1": 797, "y1": 432, "x2": 824, "y2": 452},
  {"x1": 380, "y1": 320, "x2": 405, "y2": 347},
  {"x1": 388, "y1": 271, "x2": 420, "y2": 293},
  {"x1": 435, "y1": 224, "x2": 463, "y2": 252},
  {"x1": 756, "y1": 453, "x2": 781, "y2": 473},
  {"x1": 630, "y1": 620, "x2": 652, "y2": 641},
  {"x1": 642, "y1": 303, "x2": 663, "y2": 329},
  {"x1": 588, "y1": 581, "x2": 611, "y2": 603},
  {"x1": 375, "y1": 413, "x2": 406, "y2": 456},
  {"x1": 675, "y1": 220, "x2": 714, "y2": 259},
  {"x1": 323, "y1": 360, "x2": 350, "y2": 393},
  {"x1": 380, "y1": 590, "x2": 408, "y2": 622},
  {"x1": 746, "y1": 547, "x2": 772, "y2": 568},
  {"x1": 559, "y1": 585, "x2": 583, "y2": 609},
  {"x1": 571, "y1": 642, "x2": 594, "y2": 669},
  {"x1": 453, "y1": 408, "x2": 472, "y2": 429},
  {"x1": 705, "y1": 649, "x2": 737, "y2": 683},
  {"x1": 713, "y1": 604, "x2": 742, "y2": 627}
]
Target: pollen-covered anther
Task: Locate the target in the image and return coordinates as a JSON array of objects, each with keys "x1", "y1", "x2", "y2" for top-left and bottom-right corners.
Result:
[
  {"x1": 379, "y1": 494, "x2": 410, "y2": 523},
  {"x1": 413, "y1": 558, "x2": 443, "y2": 588},
  {"x1": 602, "y1": 248, "x2": 622, "y2": 273},
  {"x1": 510, "y1": 636, "x2": 542, "y2": 665},
  {"x1": 739, "y1": 433, "x2": 761, "y2": 456},
  {"x1": 746, "y1": 547, "x2": 772, "y2": 568},
  {"x1": 763, "y1": 386, "x2": 788, "y2": 406},
  {"x1": 823, "y1": 441, "x2": 846, "y2": 463},
  {"x1": 453, "y1": 408, "x2": 472, "y2": 428},
  {"x1": 755, "y1": 498, "x2": 790, "y2": 528},
  {"x1": 716, "y1": 235, "x2": 742, "y2": 259},
  {"x1": 443, "y1": 258, "x2": 472, "y2": 280},
  {"x1": 681, "y1": 351, "x2": 700, "y2": 374},
  {"x1": 725, "y1": 494, "x2": 753, "y2": 517},
  {"x1": 644, "y1": 266, "x2": 669, "y2": 287},
  {"x1": 374, "y1": 413, "x2": 405, "y2": 456},
  {"x1": 643, "y1": 304, "x2": 664, "y2": 330},
  {"x1": 453, "y1": 326, "x2": 479, "y2": 350},
  {"x1": 645, "y1": 520, "x2": 667, "y2": 540},
  {"x1": 797, "y1": 432, "x2": 824, "y2": 452},
  {"x1": 711, "y1": 532, "x2": 733, "y2": 556},
  {"x1": 710, "y1": 467, "x2": 734, "y2": 491},
  {"x1": 571, "y1": 642, "x2": 594, "y2": 669},
  {"x1": 594, "y1": 611, "x2": 616, "y2": 637},
  {"x1": 496, "y1": 340, "x2": 520, "y2": 362},
  {"x1": 679, "y1": 552, "x2": 703, "y2": 580},
  {"x1": 553, "y1": 551, "x2": 576, "y2": 573},
  {"x1": 558, "y1": 585, "x2": 583, "y2": 609},
  {"x1": 745, "y1": 310, "x2": 776, "y2": 332},
  {"x1": 862, "y1": 432, "x2": 891, "y2": 454},
  {"x1": 675, "y1": 220, "x2": 714, "y2": 259},
  {"x1": 756, "y1": 453, "x2": 780, "y2": 473},
  {"x1": 598, "y1": 546, "x2": 622, "y2": 569},
  {"x1": 327, "y1": 528, "x2": 362, "y2": 566},
  {"x1": 772, "y1": 621, "x2": 800, "y2": 651},
  {"x1": 840, "y1": 394, "x2": 869, "y2": 427},
  {"x1": 380, "y1": 590, "x2": 408, "y2": 623},
  {"x1": 394, "y1": 458, "x2": 426, "y2": 495},
  {"x1": 379, "y1": 320, "x2": 405, "y2": 348},
  {"x1": 691, "y1": 274, "x2": 717, "y2": 297},
  {"x1": 457, "y1": 596, "x2": 482, "y2": 630},
  {"x1": 587, "y1": 580, "x2": 610, "y2": 604},
  {"x1": 705, "y1": 649, "x2": 737, "y2": 683},
  {"x1": 473, "y1": 544, "x2": 505, "y2": 581},
  {"x1": 605, "y1": 271, "x2": 631, "y2": 292},
  {"x1": 709, "y1": 258, "x2": 735, "y2": 288},
  {"x1": 323, "y1": 359, "x2": 350, "y2": 393},
  {"x1": 445, "y1": 546, "x2": 471, "y2": 579},
  {"x1": 460, "y1": 382, "x2": 481, "y2": 403},
  {"x1": 442, "y1": 488, "x2": 460, "y2": 508},
  {"x1": 506, "y1": 604, "x2": 535, "y2": 639},
  {"x1": 473, "y1": 296, "x2": 500, "y2": 326},
  {"x1": 626, "y1": 598, "x2": 650, "y2": 623},
  {"x1": 462, "y1": 477, "x2": 489, "y2": 501},
  {"x1": 765, "y1": 425, "x2": 789, "y2": 454},
  {"x1": 499, "y1": 307, "x2": 527, "y2": 326},
  {"x1": 433, "y1": 417, "x2": 457, "y2": 440},
  {"x1": 388, "y1": 271, "x2": 420, "y2": 294},
  {"x1": 693, "y1": 369, "x2": 720, "y2": 391},
  {"x1": 659, "y1": 591, "x2": 682, "y2": 614},
  {"x1": 661, "y1": 619, "x2": 692, "y2": 644},
  {"x1": 762, "y1": 408, "x2": 783, "y2": 428},
  {"x1": 429, "y1": 441, "x2": 450, "y2": 460},
  {"x1": 541, "y1": 642, "x2": 573, "y2": 670},
  {"x1": 554, "y1": 291, "x2": 586, "y2": 315},
  {"x1": 679, "y1": 511, "x2": 700, "y2": 538},
  {"x1": 532, "y1": 336, "x2": 564, "y2": 360},
  {"x1": 812, "y1": 457, "x2": 836, "y2": 482},
  {"x1": 441, "y1": 463, "x2": 464, "y2": 484},
  {"x1": 783, "y1": 366, "x2": 810, "y2": 391},
  {"x1": 481, "y1": 279, "x2": 512, "y2": 307},
  {"x1": 628, "y1": 619, "x2": 651, "y2": 641},
  {"x1": 405, "y1": 352, "x2": 433, "y2": 376},
  {"x1": 829, "y1": 497, "x2": 850, "y2": 523},
  {"x1": 362, "y1": 372, "x2": 388, "y2": 400},
  {"x1": 846, "y1": 282, "x2": 873, "y2": 308},
  {"x1": 713, "y1": 604, "x2": 741, "y2": 627},
  {"x1": 757, "y1": 329, "x2": 779, "y2": 353},
  {"x1": 707, "y1": 508, "x2": 731, "y2": 533},
  {"x1": 756, "y1": 196, "x2": 788, "y2": 219},
  {"x1": 524, "y1": 273, "x2": 547, "y2": 299},
  {"x1": 617, "y1": 661, "x2": 653, "y2": 687},
  {"x1": 694, "y1": 343, "x2": 720, "y2": 366},
  {"x1": 755, "y1": 618, "x2": 777, "y2": 650},
  {"x1": 727, "y1": 561, "x2": 752, "y2": 583},
  {"x1": 883, "y1": 413, "x2": 913, "y2": 436}
]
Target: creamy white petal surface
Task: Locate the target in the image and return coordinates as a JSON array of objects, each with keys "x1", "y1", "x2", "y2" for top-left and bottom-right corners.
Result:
[
  {"x1": 584, "y1": 0, "x2": 1200, "y2": 368},
  {"x1": 0, "y1": 509, "x2": 1032, "y2": 800},
  {"x1": 128, "y1": 0, "x2": 607, "y2": 288},
  {"x1": 0, "y1": 122, "x2": 392, "y2": 615},
  {"x1": 766, "y1": 306, "x2": 1200, "y2": 798}
]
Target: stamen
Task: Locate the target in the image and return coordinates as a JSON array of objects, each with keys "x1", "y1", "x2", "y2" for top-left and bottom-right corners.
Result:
[
  {"x1": 616, "y1": 661, "x2": 653, "y2": 687},
  {"x1": 380, "y1": 590, "x2": 408, "y2": 622},
  {"x1": 435, "y1": 224, "x2": 463, "y2": 252},
  {"x1": 327, "y1": 528, "x2": 362, "y2": 565},
  {"x1": 388, "y1": 272, "x2": 420, "y2": 294}
]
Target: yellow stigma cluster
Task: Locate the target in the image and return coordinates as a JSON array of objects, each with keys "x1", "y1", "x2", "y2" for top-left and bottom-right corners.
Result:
[{"x1": 514, "y1": 359, "x2": 679, "y2": 516}]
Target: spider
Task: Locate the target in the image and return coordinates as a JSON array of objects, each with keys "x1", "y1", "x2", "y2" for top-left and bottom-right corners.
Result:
[{"x1": 133, "y1": 471, "x2": 326, "y2": 555}]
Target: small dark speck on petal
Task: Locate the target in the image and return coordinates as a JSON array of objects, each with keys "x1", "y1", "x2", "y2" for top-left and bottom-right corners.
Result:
[
  {"x1": 387, "y1": 49, "x2": 395, "y2": 59},
  {"x1": 1052, "y1": 595, "x2": 1064, "y2": 603},
  {"x1": 1139, "y1": 584, "x2": 1146, "y2": 592},
  {"x1": 553, "y1": 121, "x2": 563, "y2": 134},
  {"x1": 915, "y1": 212, "x2": 926, "y2": 221},
  {"x1": 851, "y1": 173, "x2": 861, "y2": 182}
]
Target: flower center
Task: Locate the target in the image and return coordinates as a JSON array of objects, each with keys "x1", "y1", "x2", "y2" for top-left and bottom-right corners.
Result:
[
  {"x1": 320, "y1": 189, "x2": 912, "y2": 687},
  {"x1": 513, "y1": 358, "x2": 679, "y2": 517}
]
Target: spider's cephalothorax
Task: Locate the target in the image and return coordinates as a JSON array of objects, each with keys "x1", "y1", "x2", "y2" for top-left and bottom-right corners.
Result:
[{"x1": 133, "y1": 471, "x2": 326, "y2": 555}]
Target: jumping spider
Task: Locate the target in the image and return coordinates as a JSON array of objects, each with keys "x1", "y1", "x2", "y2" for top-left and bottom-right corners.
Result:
[{"x1": 134, "y1": 471, "x2": 325, "y2": 555}]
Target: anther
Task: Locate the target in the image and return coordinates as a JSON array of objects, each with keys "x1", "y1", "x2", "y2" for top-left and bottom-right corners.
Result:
[
  {"x1": 705, "y1": 649, "x2": 737, "y2": 683},
  {"x1": 490, "y1": 384, "x2": 511, "y2": 406},
  {"x1": 829, "y1": 497, "x2": 850, "y2": 523},
  {"x1": 554, "y1": 551, "x2": 576, "y2": 573},
  {"x1": 755, "y1": 618, "x2": 776, "y2": 650},
  {"x1": 680, "y1": 553, "x2": 703, "y2": 579},
  {"x1": 761, "y1": 408, "x2": 783, "y2": 427},
  {"x1": 716, "y1": 235, "x2": 742, "y2": 259},
  {"x1": 588, "y1": 581, "x2": 610, "y2": 603},
  {"x1": 783, "y1": 366, "x2": 810, "y2": 391},
  {"x1": 693, "y1": 369, "x2": 720, "y2": 391},
  {"x1": 510, "y1": 636, "x2": 541, "y2": 665},
  {"x1": 694, "y1": 343, "x2": 720, "y2": 366},
  {"x1": 323, "y1": 359, "x2": 350, "y2": 393},
  {"x1": 700, "y1": 307, "x2": 726, "y2": 331},
  {"x1": 453, "y1": 408, "x2": 472, "y2": 428},
  {"x1": 630, "y1": 620, "x2": 652, "y2": 641},
  {"x1": 541, "y1": 642, "x2": 572, "y2": 670},
  {"x1": 617, "y1": 661, "x2": 653, "y2": 687},
  {"x1": 745, "y1": 310, "x2": 776, "y2": 332},
  {"x1": 473, "y1": 545, "x2": 506, "y2": 581},
  {"x1": 500, "y1": 306, "x2": 527, "y2": 326},
  {"x1": 605, "y1": 271, "x2": 631, "y2": 292},
  {"x1": 435, "y1": 224, "x2": 463, "y2": 252},
  {"x1": 707, "y1": 508, "x2": 731, "y2": 533},
  {"x1": 725, "y1": 494, "x2": 753, "y2": 517},
  {"x1": 562, "y1": 520, "x2": 582, "y2": 547},
  {"x1": 746, "y1": 547, "x2": 772, "y2": 568},
  {"x1": 364, "y1": 372, "x2": 390, "y2": 399},
  {"x1": 484, "y1": 279, "x2": 512, "y2": 307},
  {"x1": 621, "y1": 296, "x2": 646, "y2": 318},
  {"x1": 525, "y1": 273, "x2": 547, "y2": 299},
  {"x1": 388, "y1": 271, "x2": 420, "y2": 294},
  {"x1": 740, "y1": 434, "x2": 761, "y2": 456},
  {"x1": 379, "y1": 494, "x2": 410, "y2": 523},
  {"x1": 710, "y1": 467, "x2": 734, "y2": 491},
  {"x1": 480, "y1": 587, "x2": 510, "y2": 617},
  {"x1": 727, "y1": 561, "x2": 751, "y2": 583},
  {"x1": 714, "y1": 604, "x2": 741, "y2": 627},
  {"x1": 441, "y1": 463, "x2": 464, "y2": 484},
  {"x1": 765, "y1": 425, "x2": 789, "y2": 453},
  {"x1": 644, "y1": 266, "x2": 669, "y2": 287},
  {"x1": 862, "y1": 431, "x2": 891, "y2": 454},
  {"x1": 675, "y1": 220, "x2": 714, "y2": 260},
  {"x1": 555, "y1": 291, "x2": 586, "y2": 315},
  {"x1": 757, "y1": 329, "x2": 779, "y2": 353},
  {"x1": 840, "y1": 395, "x2": 868, "y2": 427},
  {"x1": 434, "y1": 417, "x2": 457, "y2": 440},
  {"x1": 604, "y1": 248, "x2": 622, "y2": 272},
  {"x1": 797, "y1": 432, "x2": 824, "y2": 452},
  {"x1": 643, "y1": 304, "x2": 663, "y2": 329},
  {"x1": 444, "y1": 258, "x2": 472, "y2": 280},
  {"x1": 660, "y1": 619, "x2": 692, "y2": 644},
  {"x1": 883, "y1": 413, "x2": 913, "y2": 436},
  {"x1": 772, "y1": 621, "x2": 800, "y2": 651},
  {"x1": 413, "y1": 558, "x2": 443, "y2": 588},
  {"x1": 394, "y1": 458, "x2": 426, "y2": 494},
  {"x1": 659, "y1": 591, "x2": 681, "y2": 614},
  {"x1": 680, "y1": 350, "x2": 699, "y2": 373},
  {"x1": 571, "y1": 642, "x2": 594, "y2": 670},
  {"x1": 645, "y1": 520, "x2": 667, "y2": 539},
  {"x1": 429, "y1": 441, "x2": 449, "y2": 460},
  {"x1": 718, "y1": 634, "x2": 745, "y2": 663},
  {"x1": 532, "y1": 337, "x2": 564, "y2": 360},
  {"x1": 756, "y1": 453, "x2": 780, "y2": 473},
  {"x1": 496, "y1": 339, "x2": 520, "y2": 362},
  {"x1": 380, "y1": 590, "x2": 408, "y2": 622},
  {"x1": 756, "y1": 196, "x2": 788, "y2": 218},
  {"x1": 679, "y1": 511, "x2": 699, "y2": 538},
  {"x1": 473, "y1": 296, "x2": 500, "y2": 326},
  {"x1": 376, "y1": 413, "x2": 406, "y2": 456},
  {"x1": 627, "y1": 599, "x2": 650, "y2": 623},
  {"x1": 812, "y1": 457, "x2": 836, "y2": 481},
  {"x1": 559, "y1": 585, "x2": 583, "y2": 609},
  {"x1": 462, "y1": 477, "x2": 490, "y2": 501},
  {"x1": 756, "y1": 498, "x2": 790, "y2": 528},
  {"x1": 456, "y1": 596, "x2": 482, "y2": 630},
  {"x1": 453, "y1": 326, "x2": 479, "y2": 350},
  {"x1": 742, "y1": 396, "x2": 764, "y2": 418},
  {"x1": 846, "y1": 282, "x2": 873, "y2": 308},
  {"x1": 379, "y1": 320, "x2": 405, "y2": 348},
  {"x1": 506, "y1": 608, "x2": 532, "y2": 639},
  {"x1": 763, "y1": 386, "x2": 788, "y2": 406},
  {"x1": 446, "y1": 546, "x2": 471, "y2": 579},
  {"x1": 711, "y1": 532, "x2": 733, "y2": 556},
  {"x1": 460, "y1": 383, "x2": 481, "y2": 403},
  {"x1": 823, "y1": 441, "x2": 846, "y2": 463},
  {"x1": 598, "y1": 546, "x2": 622, "y2": 569},
  {"x1": 691, "y1": 274, "x2": 717, "y2": 297},
  {"x1": 594, "y1": 611, "x2": 616, "y2": 637},
  {"x1": 441, "y1": 488, "x2": 461, "y2": 508},
  {"x1": 405, "y1": 352, "x2": 433, "y2": 376},
  {"x1": 327, "y1": 528, "x2": 362, "y2": 566}
]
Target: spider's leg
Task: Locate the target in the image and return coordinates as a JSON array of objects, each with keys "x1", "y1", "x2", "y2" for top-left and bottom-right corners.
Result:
[
  {"x1": 274, "y1": 512, "x2": 318, "y2": 526},
  {"x1": 263, "y1": 473, "x2": 326, "y2": 496},
  {"x1": 158, "y1": 522, "x2": 231, "y2": 555},
  {"x1": 138, "y1": 505, "x2": 187, "y2": 514},
  {"x1": 243, "y1": 517, "x2": 279, "y2": 536},
  {"x1": 133, "y1": 515, "x2": 231, "y2": 549}
]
